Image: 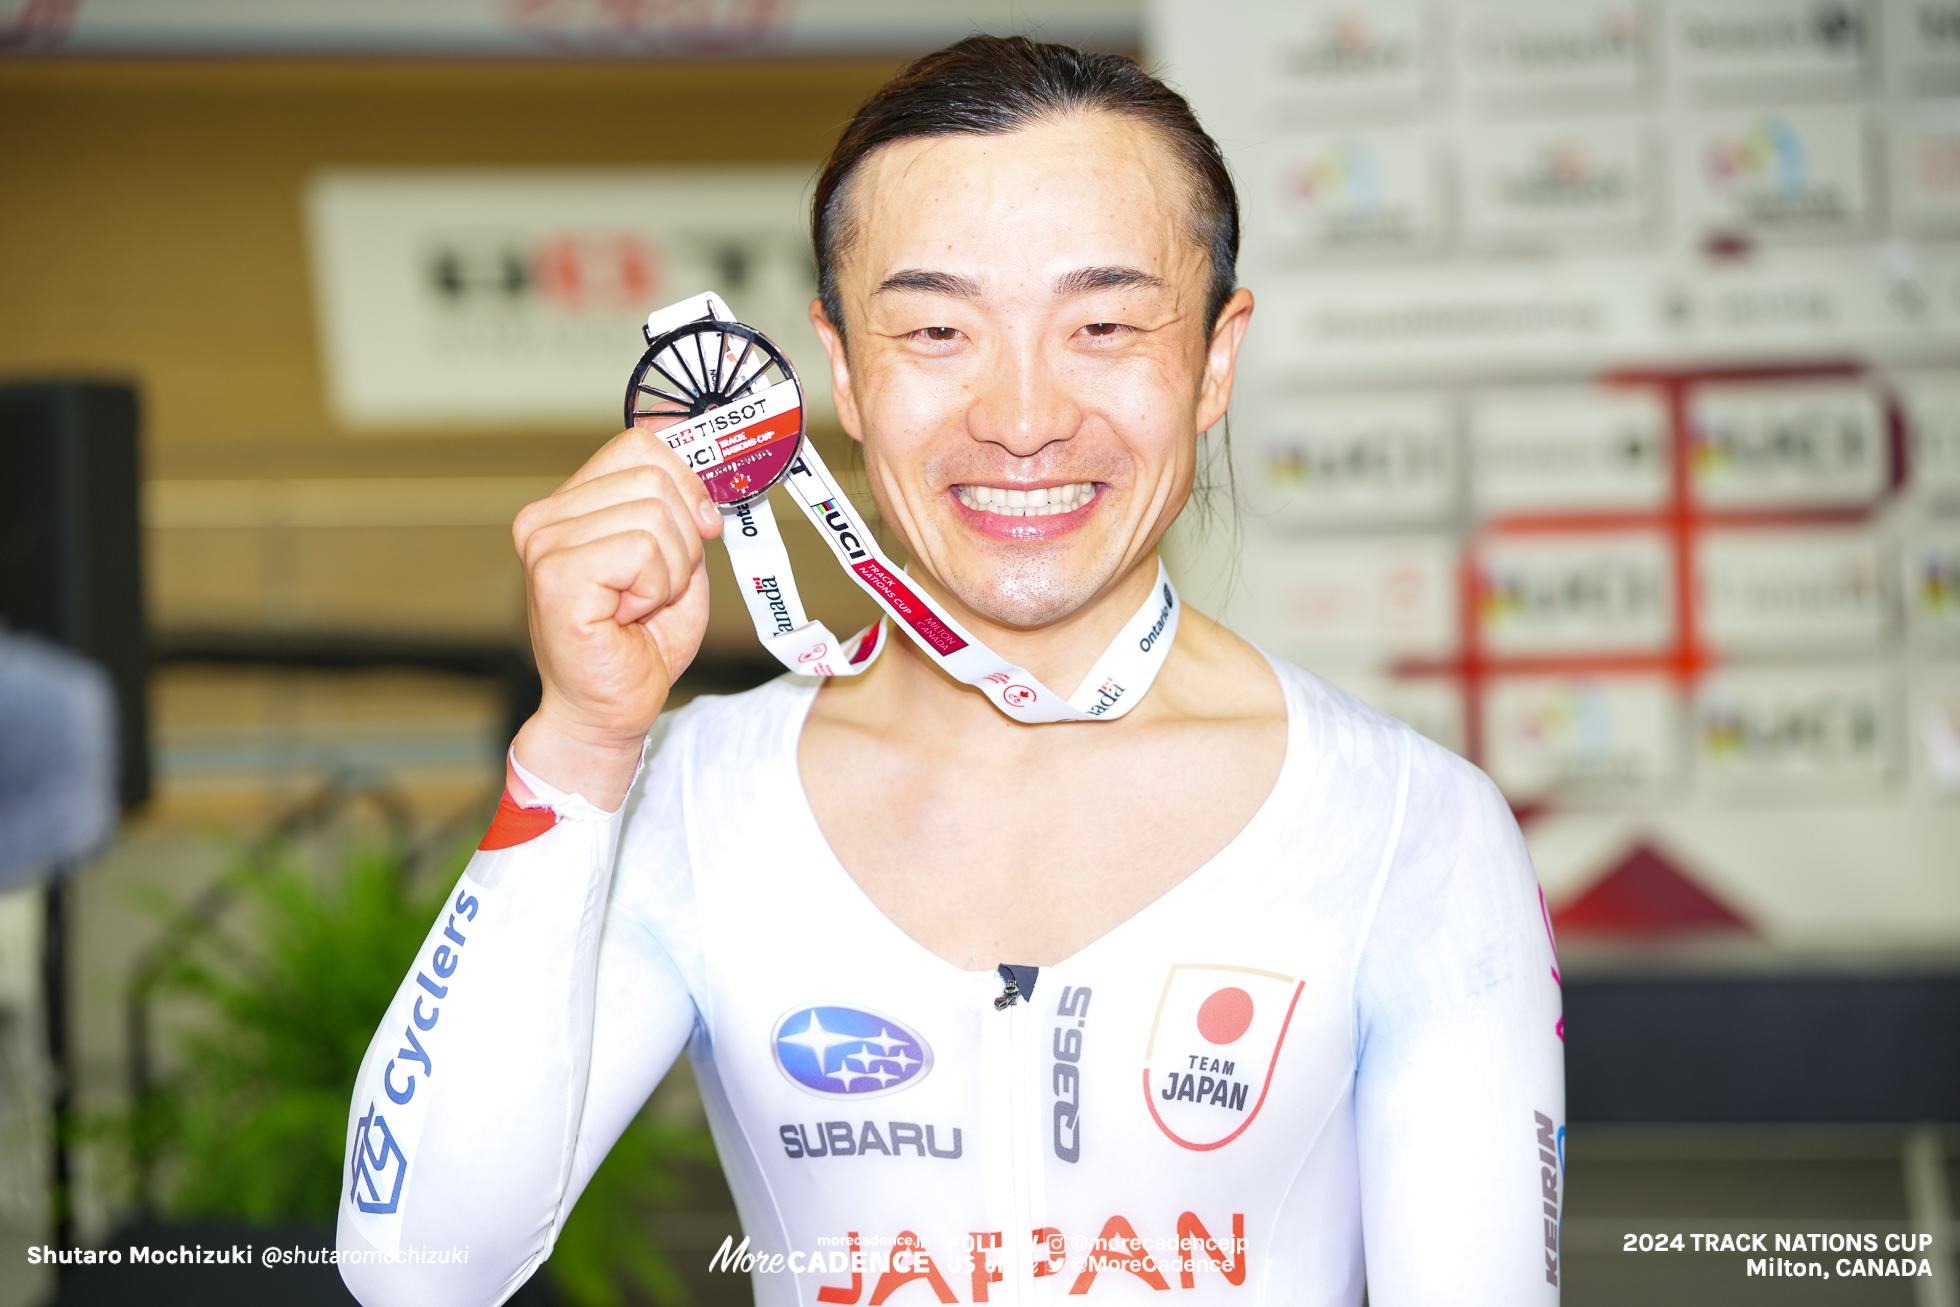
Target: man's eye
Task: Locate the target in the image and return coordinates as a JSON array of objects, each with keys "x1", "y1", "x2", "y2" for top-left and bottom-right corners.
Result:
[
  {"x1": 1081, "y1": 323, "x2": 1125, "y2": 338},
  {"x1": 918, "y1": 326, "x2": 960, "y2": 342}
]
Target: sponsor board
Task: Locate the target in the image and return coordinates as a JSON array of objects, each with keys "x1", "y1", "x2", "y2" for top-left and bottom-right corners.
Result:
[
  {"x1": 1681, "y1": 108, "x2": 1869, "y2": 239},
  {"x1": 1699, "y1": 529, "x2": 1888, "y2": 653},
  {"x1": 1694, "y1": 666, "x2": 1896, "y2": 796},
  {"x1": 304, "y1": 167, "x2": 827, "y2": 428},
  {"x1": 1142, "y1": 965, "x2": 1303, "y2": 1151},
  {"x1": 1241, "y1": 392, "x2": 1455, "y2": 525},
  {"x1": 1456, "y1": 0, "x2": 1646, "y2": 97},
  {"x1": 1893, "y1": 1, "x2": 1960, "y2": 81},
  {"x1": 1461, "y1": 119, "x2": 1652, "y2": 243},
  {"x1": 1252, "y1": 130, "x2": 1441, "y2": 254},
  {"x1": 1669, "y1": 0, "x2": 1866, "y2": 83},
  {"x1": 1901, "y1": 376, "x2": 1960, "y2": 496},
  {"x1": 1244, "y1": 248, "x2": 1960, "y2": 378},
  {"x1": 1247, "y1": 260, "x2": 1648, "y2": 378},
  {"x1": 1689, "y1": 381, "x2": 1888, "y2": 507},
  {"x1": 1894, "y1": 102, "x2": 1960, "y2": 232},
  {"x1": 1226, "y1": 532, "x2": 1458, "y2": 664},
  {"x1": 1257, "y1": 0, "x2": 1428, "y2": 105},
  {"x1": 1154, "y1": 0, "x2": 1960, "y2": 953},
  {"x1": 1477, "y1": 532, "x2": 1675, "y2": 655},
  {"x1": 1664, "y1": 258, "x2": 1927, "y2": 349},
  {"x1": 1471, "y1": 386, "x2": 1670, "y2": 514},
  {"x1": 1908, "y1": 668, "x2": 1960, "y2": 797},
  {"x1": 1904, "y1": 532, "x2": 1960, "y2": 640},
  {"x1": 1485, "y1": 675, "x2": 1681, "y2": 799}
]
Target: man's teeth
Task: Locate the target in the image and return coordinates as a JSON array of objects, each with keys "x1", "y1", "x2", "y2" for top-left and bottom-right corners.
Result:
[{"x1": 955, "y1": 482, "x2": 1097, "y2": 516}]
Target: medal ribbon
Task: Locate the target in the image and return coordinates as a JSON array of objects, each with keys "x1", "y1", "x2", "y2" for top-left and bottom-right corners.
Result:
[{"x1": 641, "y1": 294, "x2": 1181, "y2": 725}]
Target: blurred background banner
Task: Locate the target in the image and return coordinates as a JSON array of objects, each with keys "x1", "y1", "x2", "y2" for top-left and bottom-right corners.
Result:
[
  {"x1": 306, "y1": 167, "x2": 830, "y2": 428},
  {"x1": 1152, "y1": 0, "x2": 1960, "y2": 960},
  {"x1": 2, "y1": 0, "x2": 1139, "y2": 57}
]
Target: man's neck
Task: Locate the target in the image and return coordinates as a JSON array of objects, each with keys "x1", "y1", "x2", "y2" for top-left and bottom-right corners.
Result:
[{"x1": 795, "y1": 556, "x2": 1289, "y2": 972}]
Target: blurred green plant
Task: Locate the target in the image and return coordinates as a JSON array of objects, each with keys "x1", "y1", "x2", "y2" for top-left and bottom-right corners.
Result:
[
  {"x1": 131, "y1": 817, "x2": 712, "y2": 1305},
  {"x1": 150, "y1": 841, "x2": 450, "y2": 1223}
]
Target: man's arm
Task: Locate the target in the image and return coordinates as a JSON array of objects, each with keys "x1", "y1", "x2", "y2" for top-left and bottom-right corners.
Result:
[
  {"x1": 335, "y1": 751, "x2": 698, "y2": 1307},
  {"x1": 1353, "y1": 747, "x2": 1567, "y2": 1305}
]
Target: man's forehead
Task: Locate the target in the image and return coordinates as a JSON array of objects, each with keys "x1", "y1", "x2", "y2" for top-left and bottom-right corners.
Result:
[
  {"x1": 875, "y1": 266, "x2": 1167, "y2": 300},
  {"x1": 846, "y1": 114, "x2": 1203, "y2": 296}
]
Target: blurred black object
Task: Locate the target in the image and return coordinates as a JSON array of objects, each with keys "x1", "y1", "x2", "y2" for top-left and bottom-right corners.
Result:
[
  {"x1": 0, "y1": 632, "x2": 116, "y2": 886},
  {"x1": 0, "y1": 380, "x2": 147, "y2": 1262},
  {"x1": 0, "y1": 629, "x2": 117, "y2": 1261},
  {"x1": 1567, "y1": 975, "x2": 1960, "y2": 1122},
  {"x1": 0, "y1": 381, "x2": 149, "y2": 807}
]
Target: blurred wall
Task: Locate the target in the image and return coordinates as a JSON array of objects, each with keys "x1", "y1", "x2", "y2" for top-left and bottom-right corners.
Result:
[{"x1": 0, "y1": 58, "x2": 892, "y2": 644}]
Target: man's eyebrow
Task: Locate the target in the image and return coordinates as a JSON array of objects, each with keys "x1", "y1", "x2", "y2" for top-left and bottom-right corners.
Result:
[
  {"x1": 1055, "y1": 266, "x2": 1166, "y2": 297},
  {"x1": 875, "y1": 269, "x2": 982, "y2": 298}
]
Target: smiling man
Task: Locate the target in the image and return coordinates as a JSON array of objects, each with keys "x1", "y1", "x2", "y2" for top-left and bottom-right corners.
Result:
[{"x1": 339, "y1": 37, "x2": 1564, "y2": 1307}]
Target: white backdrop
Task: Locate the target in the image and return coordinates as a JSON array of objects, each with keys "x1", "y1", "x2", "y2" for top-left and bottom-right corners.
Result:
[{"x1": 1151, "y1": 0, "x2": 1960, "y2": 952}]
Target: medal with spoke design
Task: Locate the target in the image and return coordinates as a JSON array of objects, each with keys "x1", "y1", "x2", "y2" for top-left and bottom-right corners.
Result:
[{"x1": 624, "y1": 314, "x2": 806, "y2": 509}]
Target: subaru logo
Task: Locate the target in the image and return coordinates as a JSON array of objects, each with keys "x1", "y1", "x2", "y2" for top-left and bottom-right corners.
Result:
[{"x1": 773, "y1": 1004, "x2": 932, "y2": 1097}]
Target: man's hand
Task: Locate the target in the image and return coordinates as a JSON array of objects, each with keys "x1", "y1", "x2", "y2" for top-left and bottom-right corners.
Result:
[{"x1": 508, "y1": 426, "x2": 724, "y2": 809}]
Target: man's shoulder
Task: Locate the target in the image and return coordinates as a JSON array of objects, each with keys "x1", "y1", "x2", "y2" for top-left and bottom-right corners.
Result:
[
  {"x1": 1261, "y1": 652, "x2": 1504, "y2": 819},
  {"x1": 654, "y1": 672, "x2": 814, "y2": 747},
  {"x1": 620, "y1": 673, "x2": 814, "y2": 847}
]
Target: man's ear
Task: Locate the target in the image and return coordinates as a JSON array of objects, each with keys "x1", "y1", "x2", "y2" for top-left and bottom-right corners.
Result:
[
  {"x1": 809, "y1": 298, "x2": 865, "y2": 444},
  {"x1": 1195, "y1": 287, "x2": 1254, "y2": 435}
]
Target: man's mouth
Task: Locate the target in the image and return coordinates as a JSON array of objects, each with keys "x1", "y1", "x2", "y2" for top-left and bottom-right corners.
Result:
[{"x1": 953, "y1": 482, "x2": 1098, "y2": 517}]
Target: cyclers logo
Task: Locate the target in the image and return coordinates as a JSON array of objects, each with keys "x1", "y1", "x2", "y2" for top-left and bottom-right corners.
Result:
[
  {"x1": 349, "y1": 1105, "x2": 408, "y2": 1215},
  {"x1": 814, "y1": 499, "x2": 869, "y2": 562},
  {"x1": 1139, "y1": 583, "x2": 1175, "y2": 653},
  {"x1": 752, "y1": 575, "x2": 794, "y2": 634},
  {"x1": 774, "y1": 1004, "x2": 932, "y2": 1098},
  {"x1": 347, "y1": 882, "x2": 490, "y2": 1240}
]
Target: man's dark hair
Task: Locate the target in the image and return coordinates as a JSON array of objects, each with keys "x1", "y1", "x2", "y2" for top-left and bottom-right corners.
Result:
[{"x1": 812, "y1": 35, "x2": 1240, "y2": 346}]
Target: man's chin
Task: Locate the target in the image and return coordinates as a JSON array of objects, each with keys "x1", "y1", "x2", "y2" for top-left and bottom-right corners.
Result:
[{"x1": 940, "y1": 556, "x2": 1121, "y2": 631}]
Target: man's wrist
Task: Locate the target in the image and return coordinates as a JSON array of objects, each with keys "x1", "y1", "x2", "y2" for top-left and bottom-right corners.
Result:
[{"x1": 509, "y1": 709, "x2": 649, "y2": 814}]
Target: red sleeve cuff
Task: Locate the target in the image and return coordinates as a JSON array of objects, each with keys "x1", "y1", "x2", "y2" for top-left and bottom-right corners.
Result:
[{"x1": 478, "y1": 789, "x2": 560, "y2": 850}]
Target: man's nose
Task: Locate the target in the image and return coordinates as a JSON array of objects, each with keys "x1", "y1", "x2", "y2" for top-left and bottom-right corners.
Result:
[{"x1": 965, "y1": 334, "x2": 1082, "y2": 458}]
